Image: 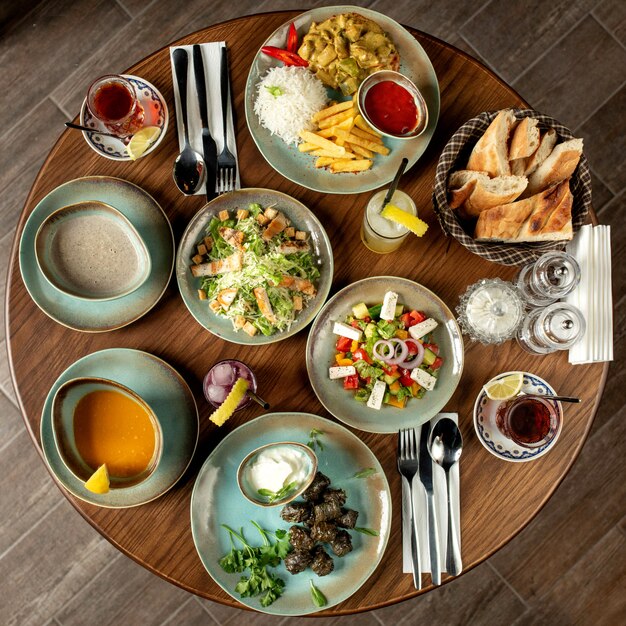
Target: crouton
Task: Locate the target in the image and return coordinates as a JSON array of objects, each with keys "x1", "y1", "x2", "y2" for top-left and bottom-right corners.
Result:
[
  {"x1": 295, "y1": 231, "x2": 308, "y2": 241},
  {"x1": 243, "y1": 322, "x2": 258, "y2": 336},
  {"x1": 197, "y1": 289, "x2": 207, "y2": 301},
  {"x1": 236, "y1": 209, "x2": 249, "y2": 220},
  {"x1": 209, "y1": 300, "x2": 221, "y2": 313},
  {"x1": 233, "y1": 315, "x2": 246, "y2": 330},
  {"x1": 218, "y1": 210, "x2": 229, "y2": 221},
  {"x1": 264, "y1": 207, "x2": 278, "y2": 220},
  {"x1": 203, "y1": 236, "x2": 213, "y2": 251},
  {"x1": 197, "y1": 243, "x2": 207, "y2": 256},
  {"x1": 256, "y1": 213, "x2": 270, "y2": 226},
  {"x1": 192, "y1": 253, "x2": 204, "y2": 265},
  {"x1": 293, "y1": 295, "x2": 303, "y2": 310},
  {"x1": 284, "y1": 226, "x2": 296, "y2": 238}
]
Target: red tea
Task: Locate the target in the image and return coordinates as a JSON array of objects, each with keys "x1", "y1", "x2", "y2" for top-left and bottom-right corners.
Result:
[
  {"x1": 92, "y1": 82, "x2": 134, "y2": 122},
  {"x1": 496, "y1": 396, "x2": 556, "y2": 446}
]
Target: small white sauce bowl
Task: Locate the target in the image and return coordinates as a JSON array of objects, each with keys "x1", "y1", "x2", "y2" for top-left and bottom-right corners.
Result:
[
  {"x1": 357, "y1": 70, "x2": 429, "y2": 140},
  {"x1": 237, "y1": 442, "x2": 318, "y2": 508}
]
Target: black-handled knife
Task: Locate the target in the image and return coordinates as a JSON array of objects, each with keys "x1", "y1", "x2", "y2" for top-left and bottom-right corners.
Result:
[
  {"x1": 192, "y1": 45, "x2": 218, "y2": 201},
  {"x1": 419, "y1": 420, "x2": 441, "y2": 585}
]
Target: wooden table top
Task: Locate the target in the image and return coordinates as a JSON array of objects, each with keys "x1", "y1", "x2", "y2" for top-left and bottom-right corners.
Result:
[{"x1": 6, "y1": 11, "x2": 607, "y2": 616}]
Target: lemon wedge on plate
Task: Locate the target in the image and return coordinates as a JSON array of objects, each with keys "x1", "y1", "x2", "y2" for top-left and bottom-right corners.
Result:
[
  {"x1": 84, "y1": 464, "x2": 110, "y2": 494},
  {"x1": 127, "y1": 126, "x2": 161, "y2": 161},
  {"x1": 483, "y1": 373, "x2": 524, "y2": 401},
  {"x1": 209, "y1": 378, "x2": 249, "y2": 426},
  {"x1": 380, "y1": 203, "x2": 428, "y2": 237}
]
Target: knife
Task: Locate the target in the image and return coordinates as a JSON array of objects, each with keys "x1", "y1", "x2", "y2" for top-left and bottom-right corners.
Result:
[
  {"x1": 419, "y1": 420, "x2": 441, "y2": 585},
  {"x1": 192, "y1": 45, "x2": 218, "y2": 201}
]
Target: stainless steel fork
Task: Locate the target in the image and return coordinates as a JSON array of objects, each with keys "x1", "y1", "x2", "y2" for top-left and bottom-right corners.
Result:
[
  {"x1": 217, "y1": 45, "x2": 237, "y2": 194},
  {"x1": 397, "y1": 428, "x2": 422, "y2": 589}
]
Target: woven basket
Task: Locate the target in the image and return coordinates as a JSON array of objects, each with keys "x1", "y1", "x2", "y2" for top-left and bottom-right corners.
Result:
[{"x1": 432, "y1": 109, "x2": 591, "y2": 266}]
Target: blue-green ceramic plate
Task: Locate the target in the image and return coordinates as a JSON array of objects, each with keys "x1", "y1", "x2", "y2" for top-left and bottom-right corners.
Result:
[
  {"x1": 176, "y1": 188, "x2": 334, "y2": 345},
  {"x1": 191, "y1": 412, "x2": 391, "y2": 616},
  {"x1": 19, "y1": 176, "x2": 174, "y2": 332},
  {"x1": 40, "y1": 349, "x2": 198, "y2": 508},
  {"x1": 245, "y1": 6, "x2": 440, "y2": 194},
  {"x1": 306, "y1": 276, "x2": 464, "y2": 433}
]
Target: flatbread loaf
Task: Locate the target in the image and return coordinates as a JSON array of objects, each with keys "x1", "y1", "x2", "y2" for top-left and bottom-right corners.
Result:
[
  {"x1": 524, "y1": 138, "x2": 583, "y2": 196},
  {"x1": 466, "y1": 109, "x2": 516, "y2": 177},
  {"x1": 475, "y1": 179, "x2": 573, "y2": 243},
  {"x1": 449, "y1": 172, "x2": 527, "y2": 218}
]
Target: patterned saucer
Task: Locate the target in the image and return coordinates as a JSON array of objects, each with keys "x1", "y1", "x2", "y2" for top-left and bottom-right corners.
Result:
[
  {"x1": 473, "y1": 371, "x2": 563, "y2": 463},
  {"x1": 79, "y1": 74, "x2": 168, "y2": 161}
]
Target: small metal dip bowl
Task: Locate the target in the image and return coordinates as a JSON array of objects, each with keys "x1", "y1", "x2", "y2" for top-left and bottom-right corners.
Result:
[
  {"x1": 237, "y1": 442, "x2": 318, "y2": 508},
  {"x1": 357, "y1": 70, "x2": 429, "y2": 140}
]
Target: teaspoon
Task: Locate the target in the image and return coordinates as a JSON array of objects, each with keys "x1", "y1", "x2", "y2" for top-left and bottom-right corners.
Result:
[
  {"x1": 428, "y1": 418, "x2": 463, "y2": 576},
  {"x1": 172, "y1": 48, "x2": 206, "y2": 195}
]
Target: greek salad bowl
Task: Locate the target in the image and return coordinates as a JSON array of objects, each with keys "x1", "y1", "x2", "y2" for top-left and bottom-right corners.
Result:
[
  {"x1": 306, "y1": 276, "x2": 464, "y2": 433},
  {"x1": 176, "y1": 188, "x2": 333, "y2": 345}
]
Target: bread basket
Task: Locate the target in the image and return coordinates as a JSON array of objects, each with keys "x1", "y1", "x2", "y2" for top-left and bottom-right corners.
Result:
[{"x1": 432, "y1": 108, "x2": 592, "y2": 266}]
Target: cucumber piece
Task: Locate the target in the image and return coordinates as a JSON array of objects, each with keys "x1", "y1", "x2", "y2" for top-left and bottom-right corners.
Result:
[
  {"x1": 368, "y1": 303, "x2": 383, "y2": 318},
  {"x1": 352, "y1": 302, "x2": 370, "y2": 319},
  {"x1": 364, "y1": 323, "x2": 377, "y2": 339},
  {"x1": 394, "y1": 304, "x2": 404, "y2": 317},
  {"x1": 423, "y1": 348, "x2": 437, "y2": 366},
  {"x1": 383, "y1": 373, "x2": 400, "y2": 385}
]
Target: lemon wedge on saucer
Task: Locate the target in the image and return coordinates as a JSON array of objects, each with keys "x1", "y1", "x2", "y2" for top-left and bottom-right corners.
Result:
[
  {"x1": 84, "y1": 464, "x2": 110, "y2": 494},
  {"x1": 483, "y1": 373, "x2": 524, "y2": 401},
  {"x1": 127, "y1": 126, "x2": 161, "y2": 161},
  {"x1": 209, "y1": 378, "x2": 249, "y2": 427},
  {"x1": 381, "y1": 203, "x2": 429, "y2": 237}
]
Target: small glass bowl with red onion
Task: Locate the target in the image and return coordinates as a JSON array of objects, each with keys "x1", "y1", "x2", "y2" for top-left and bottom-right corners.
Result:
[{"x1": 357, "y1": 70, "x2": 429, "y2": 140}]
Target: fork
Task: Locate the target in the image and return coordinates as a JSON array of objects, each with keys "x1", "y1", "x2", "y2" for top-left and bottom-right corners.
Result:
[
  {"x1": 217, "y1": 45, "x2": 237, "y2": 194},
  {"x1": 397, "y1": 428, "x2": 422, "y2": 589}
]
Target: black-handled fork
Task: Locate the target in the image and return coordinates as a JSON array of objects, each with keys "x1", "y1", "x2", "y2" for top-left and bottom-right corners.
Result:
[{"x1": 217, "y1": 45, "x2": 237, "y2": 194}]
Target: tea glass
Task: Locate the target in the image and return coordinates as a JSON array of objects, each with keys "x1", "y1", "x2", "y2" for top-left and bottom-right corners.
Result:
[
  {"x1": 86, "y1": 74, "x2": 145, "y2": 138},
  {"x1": 495, "y1": 395, "x2": 561, "y2": 448}
]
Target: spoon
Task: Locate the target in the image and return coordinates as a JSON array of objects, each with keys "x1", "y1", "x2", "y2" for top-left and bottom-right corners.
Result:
[
  {"x1": 519, "y1": 393, "x2": 580, "y2": 403},
  {"x1": 381, "y1": 157, "x2": 409, "y2": 210},
  {"x1": 172, "y1": 48, "x2": 206, "y2": 195},
  {"x1": 64, "y1": 122, "x2": 122, "y2": 139},
  {"x1": 428, "y1": 418, "x2": 463, "y2": 576}
]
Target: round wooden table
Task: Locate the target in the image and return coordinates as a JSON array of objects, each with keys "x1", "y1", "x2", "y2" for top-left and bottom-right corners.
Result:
[{"x1": 6, "y1": 11, "x2": 607, "y2": 616}]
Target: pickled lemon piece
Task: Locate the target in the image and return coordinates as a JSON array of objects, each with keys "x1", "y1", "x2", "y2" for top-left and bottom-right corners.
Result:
[
  {"x1": 483, "y1": 373, "x2": 524, "y2": 401},
  {"x1": 127, "y1": 126, "x2": 161, "y2": 160},
  {"x1": 84, "y1": 464, "x2": 110, "y2": 494},
  {"x1": 381, "y1": 203, "x2": 428, "y2": 237},
  {"x1": 209, "y1": 378, "x2": 249, "y2": 426}
]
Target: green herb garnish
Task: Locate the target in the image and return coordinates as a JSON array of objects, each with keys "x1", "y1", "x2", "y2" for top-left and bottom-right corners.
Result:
[
  {"x1": 353, "y1": 527, "x2": 379, "y2": 536},
  {"x1": 310, "y1": 580, "x2": 327, "y2": 607},
  {"x1": 265, "y1": 85, "x2": 284, "y2": 97},
  {"x1": 352, "y1": 467, "x2": 378, "y2": 479},
  {"x1": 257, "y1": 481, "x2": 298, "y2": 503},
  {"x1": 218, "y1": 522, "x2": 291, "y2": 607},
  {"x1": 307, "y1": 428, "x2": 325, "y2": 451}
]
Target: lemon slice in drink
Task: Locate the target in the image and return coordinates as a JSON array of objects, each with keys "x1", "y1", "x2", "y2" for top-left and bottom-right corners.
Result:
[
  {"x1": 127, "y1": 126, "x2": 161, "y2": 160},
  {"x1": 380, "y1": 203, "x2": 429, "y2": 237},
  {"x1": 483, "y1": 373, "x2": 524, "y2": 401},
  {"x1": 84, "y1": 464, "x2": 110, "y2": 494},
  {"x1": 209, "y1": 378, "x2": 249, "y2": 426}
]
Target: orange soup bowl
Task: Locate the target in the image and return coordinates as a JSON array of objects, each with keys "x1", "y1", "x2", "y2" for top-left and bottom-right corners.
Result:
[{"x1": 51, "y1": 377, "x2": 163, "y2": 489}]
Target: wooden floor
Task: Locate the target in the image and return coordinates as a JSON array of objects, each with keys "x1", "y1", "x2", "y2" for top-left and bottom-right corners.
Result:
[{"x1": 1, "y1": 1, "x2": 624, "y2": 624}]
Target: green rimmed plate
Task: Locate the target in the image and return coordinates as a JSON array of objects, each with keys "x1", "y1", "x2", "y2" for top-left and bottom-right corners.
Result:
[
  {"x1": 190, "y1": 412, "x2": 391, "y2": 616},
  {"x1": 306, "y1": 276, "x2": 464, "y2": 433},
  {"x1": 176, "y1": 188, "x2": 334, "y2": 345},
  {"x1": 19, "y1": 176, "x2": 174, "y2": 332},
  {"x1": 40, "y1": 349, "x2": 198, "y2": 508},
  {"x1": 245, "y1": 5, "x2": 440, "y2": 194}
]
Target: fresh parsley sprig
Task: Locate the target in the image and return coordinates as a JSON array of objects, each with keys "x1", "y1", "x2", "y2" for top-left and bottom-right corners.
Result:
[{"x1": 257, "y1": 481, "x2": 298, "y2": 503}]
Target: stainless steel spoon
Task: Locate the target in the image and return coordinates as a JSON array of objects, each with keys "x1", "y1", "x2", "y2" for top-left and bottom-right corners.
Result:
[
  {"x1": 428, "y1": 418, "x2": 463, "y2": 576},
  {"x1": 172, "y1": 48, "x2": 206, "y2": 195},
  {"x1": 64, "y1": 122, "x2": 121, "y2": 139},
  {"x1": 519, "y1": 393, "x2": 581, "y2": 403}
]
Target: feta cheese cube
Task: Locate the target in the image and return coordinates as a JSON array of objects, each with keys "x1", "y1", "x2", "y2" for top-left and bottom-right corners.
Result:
[
  {"x1": 367, "y1": 380, "x2": 387, "y2": 410},
  {"x1": 410, "y1": 367, "x2": 437, "y2": 391},
  {"x1": 333, "y1": 321, "x2": 362, "y2": 341},
  {"x1": 329, "y1": 366, "x2": 357, "y2": 380},
  {"x1": 380, "y1": 291, "x2": 399, "y2": 321},
  {"x1": 408, "y1": 318, "x2": 438, "y2": 340}
]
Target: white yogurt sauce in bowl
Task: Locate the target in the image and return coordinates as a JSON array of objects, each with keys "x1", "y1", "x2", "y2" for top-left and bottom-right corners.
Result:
[{"x1": 237, "y1": 442, "x2": 317, "y2": 507}]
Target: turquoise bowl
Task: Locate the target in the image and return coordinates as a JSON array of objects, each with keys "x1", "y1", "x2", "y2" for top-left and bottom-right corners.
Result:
[
  {"x1": 306, "y1": 276, "x2": 465, "y2": 433},
  {"x1": 35, "y1": 201, "x2": 152, "y2": 301},
  {"x1": 51, "y1": 377, "x2": 163, "y2": 488}
]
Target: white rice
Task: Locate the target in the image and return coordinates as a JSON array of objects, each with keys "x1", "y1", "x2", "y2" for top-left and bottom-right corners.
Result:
[{"x1": 254, "y1": 66, "x2": 328, "y2": 145}]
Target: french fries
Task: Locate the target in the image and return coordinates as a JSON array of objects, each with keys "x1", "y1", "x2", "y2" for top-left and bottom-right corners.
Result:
[{"x1": 299, "y1": 99, "x2": 390, "y2": 173}]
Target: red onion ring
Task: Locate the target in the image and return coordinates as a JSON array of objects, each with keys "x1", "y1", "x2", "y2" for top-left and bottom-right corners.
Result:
[
  {"x1": 372, "y1": 340, "x2": 393, "y2": 362},
  {"x1": 398, "y1": 338, "x2": 424, "y2": 369},
  {"x1": 386, "y1": 338, "x2": 409, "y2": 365}
]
